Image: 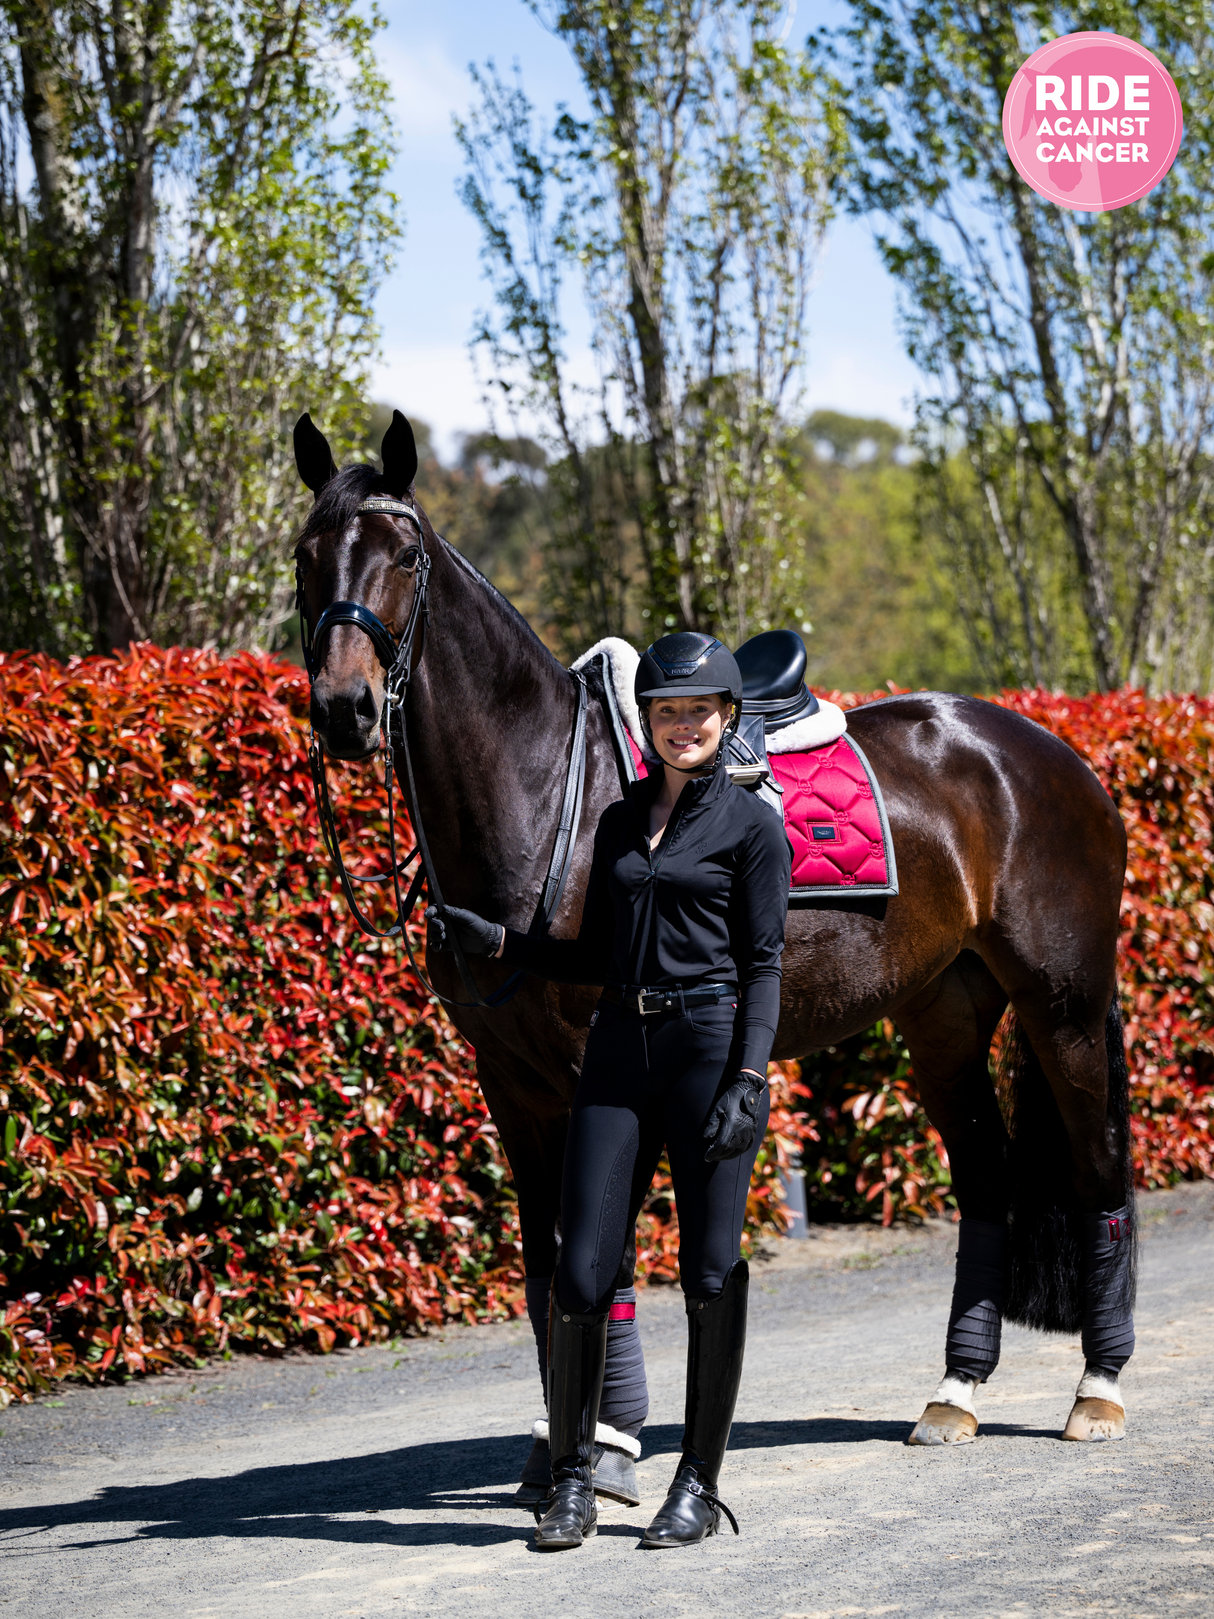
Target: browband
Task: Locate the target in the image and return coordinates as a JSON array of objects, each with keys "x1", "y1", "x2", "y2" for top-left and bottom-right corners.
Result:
[{"x1": 357, "y1": 497, "x2": 420, "y2": 521}]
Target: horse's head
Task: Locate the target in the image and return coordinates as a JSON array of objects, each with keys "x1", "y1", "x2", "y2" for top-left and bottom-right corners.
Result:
[{"x1": 293, "y1": 409, "x2": 425, "y2": 760}]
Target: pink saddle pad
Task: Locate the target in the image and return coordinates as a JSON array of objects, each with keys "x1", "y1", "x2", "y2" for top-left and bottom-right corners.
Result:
[
  {"x1": 770, "y1": 736, "x2": 897, "y2": 898},
  {"x1": 626, "y1": 732, "x2": 897, "y2": 899}
]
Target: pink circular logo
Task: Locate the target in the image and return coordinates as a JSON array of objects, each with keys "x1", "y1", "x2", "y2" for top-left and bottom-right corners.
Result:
[{"x1": 1002, "y1": 32, "x2": 1183, "y2": 211}]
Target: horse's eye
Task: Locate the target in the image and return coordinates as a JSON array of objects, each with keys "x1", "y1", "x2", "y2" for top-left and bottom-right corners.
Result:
[{"x1": 397, "y1": 545, "x2": 421, "y2": 571}]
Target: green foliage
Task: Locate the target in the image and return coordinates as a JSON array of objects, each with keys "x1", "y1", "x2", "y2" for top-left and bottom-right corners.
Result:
[
  {"x1": 834, "y1": 0, "x2": 1214, "y2": 693},
  {"x1": 0, "y1": 0, "x2": 399, "y2": 656},
  {"x1": 457, "y1": 1, "x2": 840, "y2": 657},
  {"x1": 793, "y1": 413, "x2": 981, "y2": 693}
]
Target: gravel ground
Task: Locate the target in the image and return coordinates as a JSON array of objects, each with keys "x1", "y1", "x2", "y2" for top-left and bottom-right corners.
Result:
[{"x1": 1, "y1": 1181, "x2": 1211, "y2": 1619}]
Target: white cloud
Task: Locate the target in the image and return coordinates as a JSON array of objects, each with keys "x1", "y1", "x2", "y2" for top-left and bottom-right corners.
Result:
[
  {"x1": 801, "y1": 347, "x2": 920, "y2": 426},
  {"x1": 377, "y1": 37, "x2": 472, "y2": 154}
]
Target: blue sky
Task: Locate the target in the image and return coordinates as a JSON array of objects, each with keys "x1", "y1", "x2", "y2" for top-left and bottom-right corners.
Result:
[{"x1": 371, "y1": 0, "x2": 924, "y2": 459}]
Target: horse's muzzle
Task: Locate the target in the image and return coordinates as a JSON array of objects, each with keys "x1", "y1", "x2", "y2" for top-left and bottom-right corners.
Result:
[{"x1": 310, "y1": 679, "x2": 381, "y2": 759}]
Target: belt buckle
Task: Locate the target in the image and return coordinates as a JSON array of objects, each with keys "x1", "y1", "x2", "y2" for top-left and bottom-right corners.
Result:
[{"x1": 632, "y1": 990, "x2": 647, "y2": 1015}]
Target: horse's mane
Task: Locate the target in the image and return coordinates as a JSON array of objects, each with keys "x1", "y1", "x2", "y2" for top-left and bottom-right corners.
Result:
[
  {"x1": 298, "y1": 462, "x2": 562, "y2": 670},
  {"x1": 442, "y1": 537, "x2": 554, "y2": 656}
]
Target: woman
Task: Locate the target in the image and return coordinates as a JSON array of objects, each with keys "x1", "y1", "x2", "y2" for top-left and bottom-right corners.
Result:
[{"x1": 429, "y1": 631, "x2": 791, "y2": 1551}]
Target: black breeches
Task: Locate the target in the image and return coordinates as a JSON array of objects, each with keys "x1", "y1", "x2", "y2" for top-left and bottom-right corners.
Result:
[{"x1": 556, "y1": 999, "x2": 769, "y2": 1315}]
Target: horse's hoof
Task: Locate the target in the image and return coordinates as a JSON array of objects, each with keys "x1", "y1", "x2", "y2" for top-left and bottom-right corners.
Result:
[
  {"x1": 1062, "y1": 1397, "x2": 1125, "y2": 1442},
  {"x1": 907, "y1": 1402, "x2": 978, "y2": 1445}
]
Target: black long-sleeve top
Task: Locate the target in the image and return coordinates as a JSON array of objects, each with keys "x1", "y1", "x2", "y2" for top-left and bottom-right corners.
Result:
[{"x1": 502, "y1": 762, "x2": 792, "y2": 1075}]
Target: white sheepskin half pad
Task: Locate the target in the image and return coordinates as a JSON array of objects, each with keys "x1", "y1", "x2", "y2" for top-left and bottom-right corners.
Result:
[
  {"x1": 530, "y1": 1416, "x2": 642, "y2": 1459},
  {"x1": 571, "y1": 637, "x2": 644, "y2": 753},
  {"x1": 765, "y1": 699, "x2": 848, "y2": 754}
]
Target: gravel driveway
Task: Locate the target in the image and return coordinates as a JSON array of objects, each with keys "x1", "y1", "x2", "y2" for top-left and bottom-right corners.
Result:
[{"x1": 2, "y1": 1182, "x2": 1211, "y2": 1618}]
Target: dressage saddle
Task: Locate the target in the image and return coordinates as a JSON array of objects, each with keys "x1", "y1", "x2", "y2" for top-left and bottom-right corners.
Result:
[
  {"x1": 728, "y1": 630, "x2": 818, "y2": 806},
  {"x1": 735, "y1": 628, "x2": 818, "y2": 724}
]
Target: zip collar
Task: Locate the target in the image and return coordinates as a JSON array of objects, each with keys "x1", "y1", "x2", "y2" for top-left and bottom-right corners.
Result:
[{"x1": 628, "y1": 758, "x2": 732, "y2": 816}]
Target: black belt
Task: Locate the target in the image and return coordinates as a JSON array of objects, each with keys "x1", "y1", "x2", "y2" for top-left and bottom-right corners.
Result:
[{"x1": 601, "y1": 983, "x2": 735, "y2": 1017}]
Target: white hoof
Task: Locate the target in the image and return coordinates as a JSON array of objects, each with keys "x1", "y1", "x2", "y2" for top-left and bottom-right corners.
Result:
[
  {"x1": 908, "y1": 1402, "x2": 979, "y2": 1445},
  {"x1": 1063, "y1": 1396, "x2": 1125, "y2": 1441}
]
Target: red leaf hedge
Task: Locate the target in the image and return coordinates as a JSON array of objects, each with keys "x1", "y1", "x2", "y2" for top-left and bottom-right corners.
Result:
[
  {"x1": 0, "y1": 648, "x2": 805, "y2": 1404},
  {"x1": 1, "y1": 657, "x2": 1210, "y2": 1404}
]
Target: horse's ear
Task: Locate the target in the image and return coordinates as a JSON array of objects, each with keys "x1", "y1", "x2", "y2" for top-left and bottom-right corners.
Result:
[
  {"x1": 294, "y1": 413, "x2": 337, "y2": 494},
  {"x1": 380, "y1": 410, "x2": 419, "y2": 495}
]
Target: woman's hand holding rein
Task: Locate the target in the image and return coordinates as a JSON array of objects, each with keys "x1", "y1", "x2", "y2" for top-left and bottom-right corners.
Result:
[{"x1": 426, "y1": 904, "x2": 505, "y2": 958}]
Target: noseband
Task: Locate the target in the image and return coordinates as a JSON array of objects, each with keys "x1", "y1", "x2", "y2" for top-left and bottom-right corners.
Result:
[
  {"x1": 297, "y1": 495, "x2": 431, "y2": 731},
  {"x1": 295, "y1": 497, "x2": 588, "y2": 1012}
]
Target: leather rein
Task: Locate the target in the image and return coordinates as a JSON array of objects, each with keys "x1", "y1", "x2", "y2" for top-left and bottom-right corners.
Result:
[{"x1": 295, "y1": 496, "x2": 589, "y2": 1011}]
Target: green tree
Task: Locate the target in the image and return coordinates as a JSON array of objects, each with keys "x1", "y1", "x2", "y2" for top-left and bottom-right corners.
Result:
[
  {"x1": 0, "y1": 0, "x2": 398, "y2": 655},
  {"x1": 457, "y1": 0, "x2": 840, "y2": 657},
  {"x1": 794, "y1": 412, "x2": 981, "y2": 694},
  {"x1": 837, "y1": 1, "x2": 1214, "y2": 692}
]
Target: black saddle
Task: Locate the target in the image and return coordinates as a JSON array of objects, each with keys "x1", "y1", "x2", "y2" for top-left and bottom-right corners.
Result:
[
  {"x1": 735, "y1": 630, "x2": 818, "y2": 725},
  {"x1": 722, "y1": 630, "x2": 820, "y2": 814}
]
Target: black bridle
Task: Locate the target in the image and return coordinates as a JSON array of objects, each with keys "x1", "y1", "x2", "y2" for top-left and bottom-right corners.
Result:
[{"x1": 295, "y1": 497, "x2": 588, "y2": 1012}]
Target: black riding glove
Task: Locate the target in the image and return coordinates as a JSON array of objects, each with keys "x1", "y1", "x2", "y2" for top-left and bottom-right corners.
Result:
[
  {"x1": 703, "y1": 1071, "x2": 767, "y2": 1163},
  {"x1": 425, "y1": 904, "x2": 504, "y2": 957}
]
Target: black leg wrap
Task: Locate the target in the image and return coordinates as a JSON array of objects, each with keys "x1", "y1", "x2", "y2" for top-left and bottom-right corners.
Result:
[
  {"x1": 642, "y1": 1260, "x2": 748, "y2": 1548},
  {"x1": 600, "y1": 1285, "x2": 647, "y2": 1436},
  {"x1": 1080, "y1": 1207, "x2": 1136, "y2": 1375},
  {"x1": 944, "y1": 1219, "x2": 1008, "y2": 1383},
  {"x1": 533, "y1": 1292, "x2": 607, "y2": 1550}
]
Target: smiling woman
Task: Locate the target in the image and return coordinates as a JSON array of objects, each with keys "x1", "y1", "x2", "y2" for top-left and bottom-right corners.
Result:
[{"x1": 433, "y1": 630, "x2": 793, "y2": 1551}]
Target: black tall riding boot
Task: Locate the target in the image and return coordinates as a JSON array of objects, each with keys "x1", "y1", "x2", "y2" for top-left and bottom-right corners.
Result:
[
  {"x1": 643, "y1": 1260, "x2": 748, "y2": 1548},
  {"x1": 533, "y1": 1296, "x2": 608, "y2": 1550}
]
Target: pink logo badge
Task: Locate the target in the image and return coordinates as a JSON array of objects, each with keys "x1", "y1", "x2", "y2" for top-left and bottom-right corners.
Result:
[{"x1": 1002, "y1": 32, "x2": 1183, "y2": 211}]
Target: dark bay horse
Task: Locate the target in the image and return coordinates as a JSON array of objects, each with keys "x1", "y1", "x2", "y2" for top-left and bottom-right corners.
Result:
[{"x1": 292, "y1": 411, "x2": 1133, "y2": 1456}]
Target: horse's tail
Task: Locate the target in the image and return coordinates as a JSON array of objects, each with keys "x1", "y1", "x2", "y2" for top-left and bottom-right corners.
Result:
[{"x1": 1001, "y1": 997, "x2": 1133, "y2": 1332}]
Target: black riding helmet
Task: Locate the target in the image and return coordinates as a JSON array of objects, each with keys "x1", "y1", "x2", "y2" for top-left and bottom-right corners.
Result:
[{"x1": 635, "y1": 632, "x2": 743, "y2": 772}]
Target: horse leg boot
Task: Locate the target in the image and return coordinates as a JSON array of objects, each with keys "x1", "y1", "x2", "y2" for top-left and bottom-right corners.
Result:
[
  {"x1": 514, "y1": 1281, "x2": 644, "y2": 1509},
  {"x1": 593, "y1": 1288, "x2": 645, "y2": 1503},
  {"x1": 643, "y1": 1261, "x2": 747, "y2": 1548},
  {"x1": 910, "y1": 1219, "x2": 1007, "y2": 1445},
  {"x1": 533, "y1": 1296, "x2": 608, "y2": 1550},
  {"x1": 1064, "y1": 1207, "x2": 1135, "y2": 1441}
]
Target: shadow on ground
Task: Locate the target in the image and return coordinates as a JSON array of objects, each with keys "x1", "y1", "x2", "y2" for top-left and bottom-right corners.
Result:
[{"x1": 0, "y1": 1415, "x2": 947, "y2": 1554}]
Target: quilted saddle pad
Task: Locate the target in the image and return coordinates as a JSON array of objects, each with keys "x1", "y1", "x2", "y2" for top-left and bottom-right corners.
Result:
[{"x1": 770, "y1": 735, "x2": 897, "y2": 899}]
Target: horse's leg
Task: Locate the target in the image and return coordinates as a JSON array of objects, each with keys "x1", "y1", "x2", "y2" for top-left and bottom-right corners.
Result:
[
  {"x1": 998, "y1": 991, "x2": 1135, "y2": 1442},
  {"x1": 893, "y1": 953, "x2": 1011, "y2": 1445}
]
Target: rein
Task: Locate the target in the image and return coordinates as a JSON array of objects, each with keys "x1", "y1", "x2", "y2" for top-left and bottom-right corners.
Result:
[{"x1": 296, "y1": 497, "x2": 589, "y2": 1012}]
